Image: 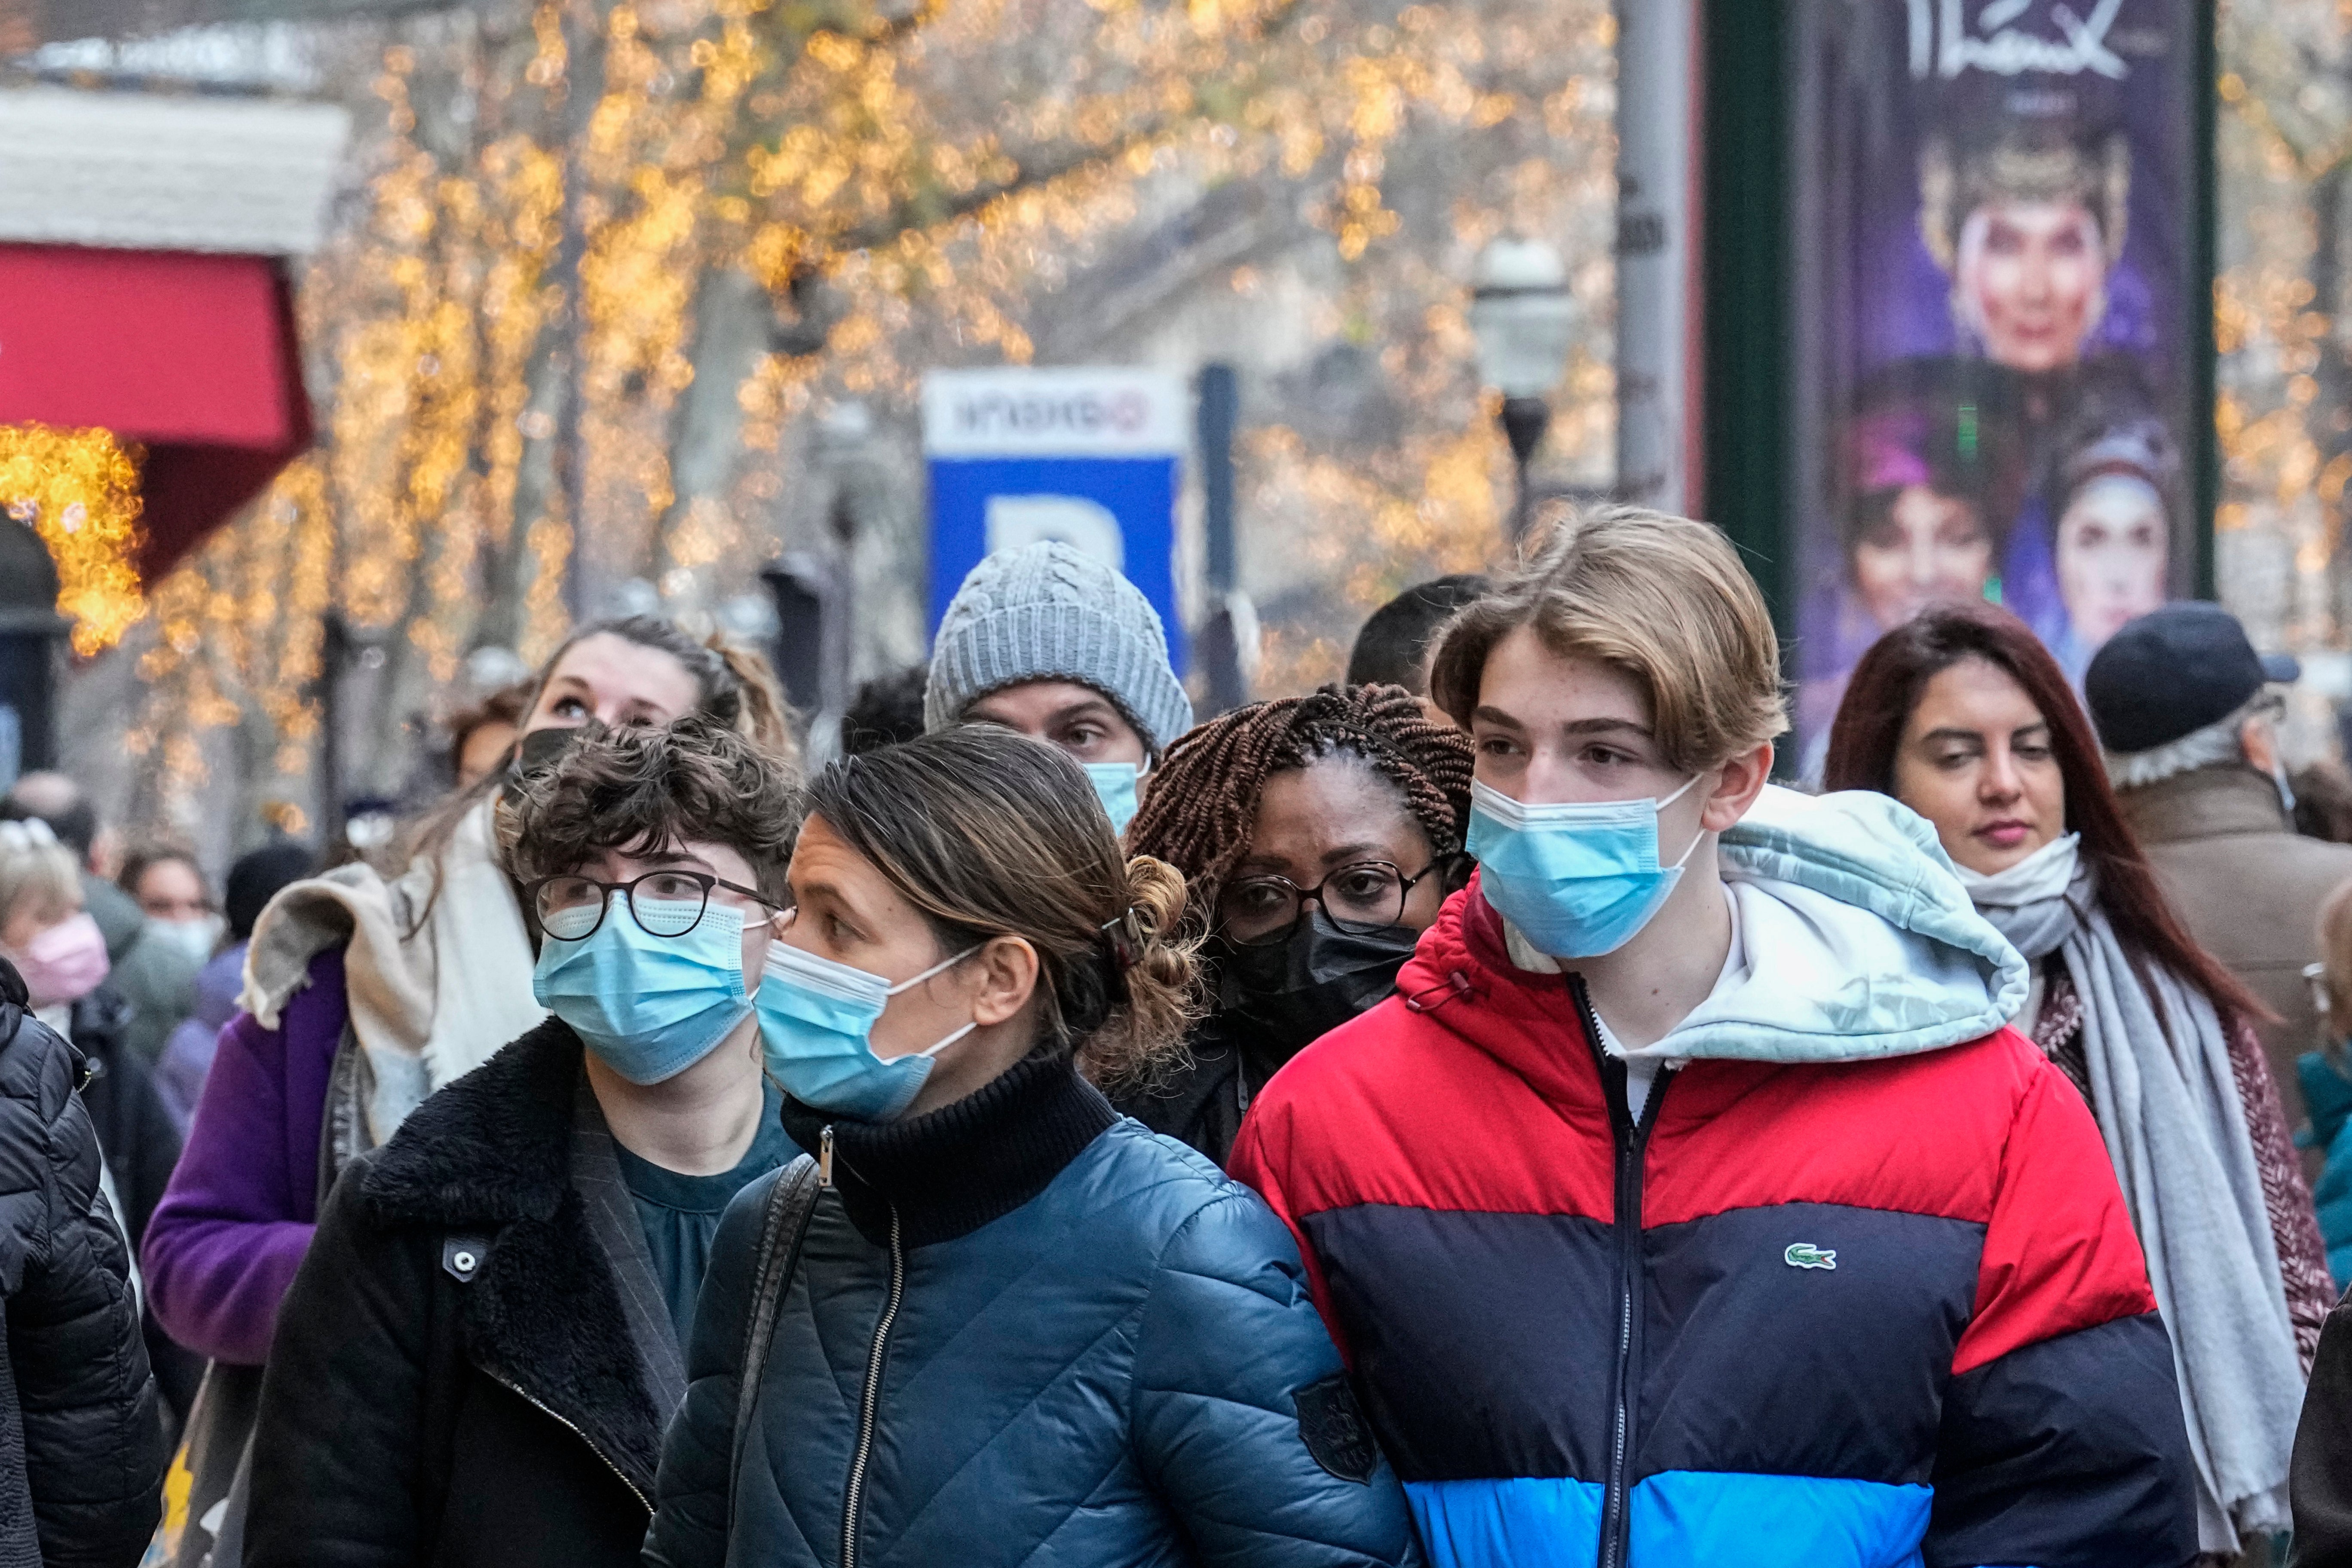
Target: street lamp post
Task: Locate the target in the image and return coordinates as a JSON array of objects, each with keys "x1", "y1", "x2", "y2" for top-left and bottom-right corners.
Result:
[{"x1": 1468, "y1": 238, "x2": 1577, "y2": 542}]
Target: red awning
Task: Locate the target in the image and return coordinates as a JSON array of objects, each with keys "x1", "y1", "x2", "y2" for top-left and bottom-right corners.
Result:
[{"x1": 0, "y1": 242, "x2": 313, "y2": 582}]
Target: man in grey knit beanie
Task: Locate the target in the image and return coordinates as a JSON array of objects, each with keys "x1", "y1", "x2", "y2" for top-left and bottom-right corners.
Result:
[{"x1": 926, "y1": 542, "x2": 1193, "y2": 831}]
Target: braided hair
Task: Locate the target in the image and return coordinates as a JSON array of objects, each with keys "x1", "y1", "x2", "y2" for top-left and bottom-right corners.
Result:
[{"x1": 1128, "y1": 683, "x2": 1475, "y2": 922}]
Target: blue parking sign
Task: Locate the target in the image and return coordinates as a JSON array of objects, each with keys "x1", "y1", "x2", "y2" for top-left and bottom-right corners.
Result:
[{"x1": 923, "y1": 368, "x2": 1188, "y2": 671}]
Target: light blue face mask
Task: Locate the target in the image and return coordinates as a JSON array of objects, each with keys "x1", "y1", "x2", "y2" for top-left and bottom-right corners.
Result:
[
  {"x1": 1465, "y1": 775, "x2": 1703, "y2": 959},
  {"x1": 533, "y1": 899, "x2": 753, "y2": 1085},
  {"x1": 756, "y1": 938, "x2": 979, "y2": 1122},
  {"x1": 1084, "y1": 762, "x2": 1142, "y2": 835}
]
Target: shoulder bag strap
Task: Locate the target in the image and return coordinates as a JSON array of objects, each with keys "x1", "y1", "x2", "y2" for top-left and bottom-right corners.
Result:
[{"x1": 727, "y1": 1154, "x2": 821, "y2": 1526}]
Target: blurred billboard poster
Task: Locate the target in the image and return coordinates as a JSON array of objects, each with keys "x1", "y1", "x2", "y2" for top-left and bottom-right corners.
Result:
[{"x1": 1787, "y1": 0, "x2": 2203, "y2": 776}]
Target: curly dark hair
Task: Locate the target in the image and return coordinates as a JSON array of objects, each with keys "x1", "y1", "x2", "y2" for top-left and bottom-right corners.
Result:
[
  {"x1": 1127, "y1": 682, "x2": 1475, "y2": 921},
  {"x1": 500, "y1": 714, "x2": 800, "y2": 902}
]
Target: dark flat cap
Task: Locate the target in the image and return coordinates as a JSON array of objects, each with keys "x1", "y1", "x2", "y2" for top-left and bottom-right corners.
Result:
[{"x1": 2083, "y1": 601, "x2": 2299, "y2": 754}]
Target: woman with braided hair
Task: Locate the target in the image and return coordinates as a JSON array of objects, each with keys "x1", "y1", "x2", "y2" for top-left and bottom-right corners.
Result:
[{"x1": 1114, "y1": 683, "x2": 1473, "y2": 1165}]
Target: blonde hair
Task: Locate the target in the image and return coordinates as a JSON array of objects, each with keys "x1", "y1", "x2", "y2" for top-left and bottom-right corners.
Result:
[
  {"x1": 802, "y1": 725, "x2": 1199, "y2": 1090},
  {"x1": 1427, "y1": 505, "x2": 1787, "y2": 773},
  {"x1": 0, "y1": 823, "x2": 81, "y2": 932}
]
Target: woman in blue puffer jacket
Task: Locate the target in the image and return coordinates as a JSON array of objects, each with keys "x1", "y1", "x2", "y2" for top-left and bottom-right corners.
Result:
[{"x1": 645, "y1": 725, "x2": 1424, "y2": 1568}]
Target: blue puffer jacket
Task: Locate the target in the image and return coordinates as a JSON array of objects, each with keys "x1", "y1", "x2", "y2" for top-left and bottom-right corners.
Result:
[
  {"x1": 645, "y1": 1056, "x2": 1424, "y2": 1568},
  {"x1": 2300, "y1": 1050, "x2": 2352, "y2": 1284}
]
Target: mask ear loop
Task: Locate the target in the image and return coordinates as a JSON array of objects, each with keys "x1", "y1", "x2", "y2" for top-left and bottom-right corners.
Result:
[
  {"x1": 916, "y1": 1021, "x2": 977, "y2": 1060},
  {"x1": 1658, "y1": 773, "x2": 1709, "y2": 871},
  {"x1": 882, "y1": 939, "x2": 994, "y2": 1060},
  {"x1": 882, "y1": 943, "x2": 981, "y2": 997}
]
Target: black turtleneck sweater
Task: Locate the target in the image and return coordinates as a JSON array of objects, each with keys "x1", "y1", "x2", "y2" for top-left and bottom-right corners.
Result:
[{"x1": 778, "y1": 1054, "x2": 1117, "y2": 1247}]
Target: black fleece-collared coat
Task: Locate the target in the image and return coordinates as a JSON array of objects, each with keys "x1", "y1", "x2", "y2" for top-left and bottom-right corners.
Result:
[{"x1": 244, "y1": 1018, "x2": 729, "y2": 1568}]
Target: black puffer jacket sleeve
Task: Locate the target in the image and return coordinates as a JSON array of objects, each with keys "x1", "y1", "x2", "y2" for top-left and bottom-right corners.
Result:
[{"x1": 0, "y1": 1002, "x2": 165, "y2": 1568}]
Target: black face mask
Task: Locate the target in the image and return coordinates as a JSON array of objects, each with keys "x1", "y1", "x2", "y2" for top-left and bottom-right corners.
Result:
[
  {"x1": 500, "y1": 720, "x2": 600, "y2": 809},
  {"x1": 1218, "y1": 908, "x2": 1421, "y2": 1057}
]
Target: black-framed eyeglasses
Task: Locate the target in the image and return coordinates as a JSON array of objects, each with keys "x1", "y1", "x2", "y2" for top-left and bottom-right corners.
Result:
[
  {"x1": 529, "y1": 870, "x2": 787, "y2": 942},
  {"x1": 1216, "y1": 854, "x2": 1467, "y2": 947}
]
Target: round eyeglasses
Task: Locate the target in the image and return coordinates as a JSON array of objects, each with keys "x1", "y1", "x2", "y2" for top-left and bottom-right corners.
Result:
[
  {"x1": 1216, "y1": 854, "x2": 1465, "y2": 947},
  {"x1": 528, "y1": 870, "x2": 786, "y2": 941}
]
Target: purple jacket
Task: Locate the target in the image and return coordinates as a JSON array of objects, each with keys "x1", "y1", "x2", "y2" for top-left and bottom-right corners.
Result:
[{"x1": 142, "y1": 949, "x2": 346, "y2": 1367}]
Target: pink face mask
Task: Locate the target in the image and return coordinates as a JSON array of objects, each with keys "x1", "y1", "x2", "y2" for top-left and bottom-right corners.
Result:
[{"x1": 14, "y1": 912, "x2": 110, "y2": 1009}]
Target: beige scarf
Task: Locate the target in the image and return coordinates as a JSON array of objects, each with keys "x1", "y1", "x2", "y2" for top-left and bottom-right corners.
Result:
[{"x1": 242, "y1": 797, "x2": 545, "y2": 1144}]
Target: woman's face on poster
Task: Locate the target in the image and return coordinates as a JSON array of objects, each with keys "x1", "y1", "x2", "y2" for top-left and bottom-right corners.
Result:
[
  {"x1": 1851, "y1": 485, "x2": 1996, "y2": 631},
  {"x1": 2055, "y1": 474, "x2": 2168, "y2": 648},
  {"x1": 1956, "y1": 199, "x2": 2106, "y2": 373}
]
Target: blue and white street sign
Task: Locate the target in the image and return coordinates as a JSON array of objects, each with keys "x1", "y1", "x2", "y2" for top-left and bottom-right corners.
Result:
[{"x1": 923, "y1": 367, "x2": 1187, "y2": 671}]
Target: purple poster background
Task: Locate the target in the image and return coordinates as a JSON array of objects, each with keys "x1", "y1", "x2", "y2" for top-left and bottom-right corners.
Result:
[{"x1": 1789, "y1": 0, "x2": 2202, "y2": 775}]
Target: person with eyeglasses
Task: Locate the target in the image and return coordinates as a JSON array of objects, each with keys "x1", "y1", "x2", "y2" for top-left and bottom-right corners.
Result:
[
  {"x1": 1112, "y1": 683, "x2": 1473, "y2": 1167},
  {"x1": 242, "y1": 717, "x2": 798, "y2": 1568}
]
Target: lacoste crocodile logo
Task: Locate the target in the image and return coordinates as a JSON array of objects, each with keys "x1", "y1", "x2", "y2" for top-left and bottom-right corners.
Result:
[{"x1": 1784, "y1": 1243, "x2": 1837, "y2": 1271}]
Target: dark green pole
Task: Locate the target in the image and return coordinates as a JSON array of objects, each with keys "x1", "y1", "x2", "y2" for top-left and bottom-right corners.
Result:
[
  {"x1": 2194, "y1": 0, "x2": 2220, "y2": 600},
  {"x1": 1700, "y1": 0, "x2": 1791, "y2": 644}
]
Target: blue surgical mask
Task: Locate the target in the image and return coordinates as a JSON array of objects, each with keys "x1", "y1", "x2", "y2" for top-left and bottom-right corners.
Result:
[
  {"x1": 1084, "y1": 762, "x2": 1142, "y2": 835},
  {"x1": 533, "y1": 899, "x2": 753, "y2": 1085},
  {"x1": 148, "y1": 915, "x2": 224, "y2": 967},
  {"x1": 756, "y1": 938, "x2": 979, "y2": 1121},
  {"x1": 1466, "y1": 775, "x2": 1704, "y2": 959}
]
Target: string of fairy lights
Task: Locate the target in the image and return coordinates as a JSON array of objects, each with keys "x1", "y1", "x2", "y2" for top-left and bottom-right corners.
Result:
[
  {"x1": 19, "y1": 0, "x2": 1600, "y2": 833},
  {"x1": 2211, "y1": 12, "x2": 2352, "y2": 663},
  {"x1": 0, "y1": 426, "x2": 146, "y2": 656}
]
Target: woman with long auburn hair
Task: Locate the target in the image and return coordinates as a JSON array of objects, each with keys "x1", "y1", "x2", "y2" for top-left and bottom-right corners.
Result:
[{"x1": 1825, "y1": 600, "x2": 2331, "y2": 1565}]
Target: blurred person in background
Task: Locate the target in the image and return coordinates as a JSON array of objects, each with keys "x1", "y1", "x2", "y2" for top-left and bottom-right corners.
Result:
[
  {"x1": 447, "y1": 681, "x2": 533, "y2": 790},
  {"x1": 0, "y1": 819, "x2": 200, "y2": 1434},
  {"x1": 4, "y1": 772, "x2": 199, "y2": 1067},
  {"x1": 2294, "y1": 759, "x2": 2352, "y2": 844},
  {"x1": 1113, "y1": 683, "x2": 1472, "y2": 1165},
  {"x1": 839, "y1": 663, "x2": 928, "y2": 755},
  {"x1": 0, "y1": 949, "x2": 165, "y2": 1564},
  {"x1": 1825, "y1": 600, "x2": 2326, "y2": 1563},
  {"x1": 121, "y1": 847, "x2": 224, "y2": 969},
  {"x1": 927, "y1": 540, "x2": 1192, "y2": 834},
  {"x1": 153, "y1": 840, "x2": 315, "y2": 1136},
  {"x1": 2086, "y1": 603, "x2": 2352, "y2": 1162},
  {"x1": 643, "y1": 727, "x2": 1422, "y2": 1568},
  {"x1": 246, "y1": 717, "x2": 798, "y2": 1568},
  {"x1": 1344, "y1": 574, "x2": 1490, "y2": 715}
]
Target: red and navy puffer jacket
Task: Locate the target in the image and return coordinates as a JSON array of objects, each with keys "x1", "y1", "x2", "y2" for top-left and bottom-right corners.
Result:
[{"x1": 1233, "y1": 881, "x2": 2196, "y2": 1568}]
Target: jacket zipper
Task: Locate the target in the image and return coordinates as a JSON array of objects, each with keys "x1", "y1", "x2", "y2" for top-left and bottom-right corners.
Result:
[
  {"x1": 1575, "y1": 975, "x2": 1670, "y2": 1568},
  {"x1": 841, "y1": 1205, "x2": 904, "y2": 1568},
  {"x1": 479, "y1": 1366, "x2": 651, "y2": 1514}
]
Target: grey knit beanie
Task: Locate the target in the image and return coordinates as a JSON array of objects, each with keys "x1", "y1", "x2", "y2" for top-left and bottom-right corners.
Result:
[{"x1": 925, "y1": 542, "x2": 1194, "y2": 756}]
